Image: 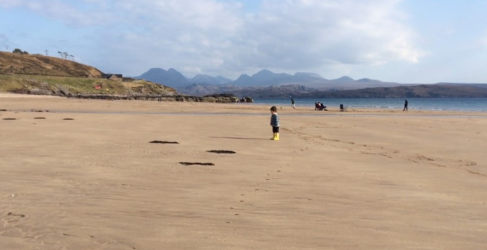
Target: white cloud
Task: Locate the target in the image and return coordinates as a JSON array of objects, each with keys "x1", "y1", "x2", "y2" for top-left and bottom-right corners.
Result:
[
  {"x1": 0, "y1": 0, "x2": 422, "y2": 77},
  {"x1": 232, "y1": 0, "x2": 421, "y2": 70}
]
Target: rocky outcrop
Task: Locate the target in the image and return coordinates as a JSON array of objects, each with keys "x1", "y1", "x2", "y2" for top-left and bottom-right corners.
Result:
[{"x1": 239, "y1": 96, "x2": 254, "y2": 103}]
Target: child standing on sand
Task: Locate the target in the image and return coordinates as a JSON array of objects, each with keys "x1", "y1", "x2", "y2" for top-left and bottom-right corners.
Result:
[{"x1": 270, "y1": 106, "x2": 280, "y2": 140}]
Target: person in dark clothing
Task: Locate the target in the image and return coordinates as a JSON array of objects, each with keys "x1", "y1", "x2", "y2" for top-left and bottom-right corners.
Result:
[
  {"x1": 403, "y1": 99, "x2": 408, "y2": 111},
  {"x1": 291, "y1": 98, "x2": 296, "y2": 109},
  {"x1": 270, "y1": 106, "x2": 280, "y2": 140},
  {"x1": 319, "y1": 103, "x2": 327, "y2": 111}
]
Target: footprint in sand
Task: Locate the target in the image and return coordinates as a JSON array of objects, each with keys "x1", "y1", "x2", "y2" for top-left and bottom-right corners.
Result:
[
  {"x1": 5, "y1": 212, "x2": 25, "y2": 223},
  {"x1": 7, "y1": 212, "x2": 25, "y2": 218},
  {"x1": 459, "y1": 160, "x2": 477, "y2": 166}
]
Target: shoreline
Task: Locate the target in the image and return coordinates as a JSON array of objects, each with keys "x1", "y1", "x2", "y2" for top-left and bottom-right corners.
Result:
[
  {"x1": 3, "y1": 108, "x2": 487, "y2": 118},
  {"x1": 2, "y1": 92, "x2": 487, "y2": 114}
]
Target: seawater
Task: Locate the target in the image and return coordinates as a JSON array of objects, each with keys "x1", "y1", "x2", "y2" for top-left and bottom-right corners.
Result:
[{"x1": 251, "y1": 98, "x2": 487, "y2": 112}]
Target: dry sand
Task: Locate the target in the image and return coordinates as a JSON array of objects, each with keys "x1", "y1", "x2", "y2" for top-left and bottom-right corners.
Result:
[{"x1": 1, "y1": 94, "x2": 487, "y2": 249}]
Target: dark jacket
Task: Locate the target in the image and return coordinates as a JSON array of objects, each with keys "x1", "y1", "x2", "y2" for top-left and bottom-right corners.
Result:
[{"x1": 270, "y1": 113, "x2": 279, "y2": 127}]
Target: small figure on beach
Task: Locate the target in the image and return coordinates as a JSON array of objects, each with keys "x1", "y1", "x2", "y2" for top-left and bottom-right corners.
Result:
[
  {"x1": 291, "y1": 97, "x2": 296, "y2": 109},
  {"x1": 270, "y1": 106, "x2": 280, "y2": 141},
  {"x1": 403, "y1": 99, "x2": 408, "y2": 111},
  {"x1": 315, "y1": 102, "x2": 327, "y2": 111},
  {"x1": 319, "y1": 102, "x2": 327, "y2": 111}
]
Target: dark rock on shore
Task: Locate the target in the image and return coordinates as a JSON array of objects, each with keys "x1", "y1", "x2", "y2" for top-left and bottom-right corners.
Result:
[{"x1": 239, "y1": 96, "x2": 254, "y2": 103}]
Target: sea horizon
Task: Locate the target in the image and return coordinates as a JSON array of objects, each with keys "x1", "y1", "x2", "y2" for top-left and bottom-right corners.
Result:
[{"x1": 251, "y1": 97, "x2": 487, "y2": 112}]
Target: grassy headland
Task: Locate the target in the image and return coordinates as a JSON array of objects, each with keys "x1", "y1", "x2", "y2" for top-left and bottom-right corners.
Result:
[
  {"x1": 0, "y1": 74, "x2": 178, "y2": 96},
  {"x1": 0, "y1": 51, "x2": 178, "y2": 96}
]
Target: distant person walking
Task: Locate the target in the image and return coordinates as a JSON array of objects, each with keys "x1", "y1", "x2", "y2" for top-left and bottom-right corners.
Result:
[
  {"x1": 270, "y1": 106, "x2": 280, "y2": 140},
  {"x1": 291, "y1": 97, "x2": 296, "y2": 109},
  {"x1": 403, "y1": 99, "x2": 408, "y2": 111}
]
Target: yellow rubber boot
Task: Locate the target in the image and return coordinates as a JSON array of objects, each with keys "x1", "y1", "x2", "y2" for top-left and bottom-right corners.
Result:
[
  {"x1": 275, "y1": 133, "x2": 279, "y2": 141},
  {"x1": 270, "y1": 133, "x2": 276, "y2": 140}
]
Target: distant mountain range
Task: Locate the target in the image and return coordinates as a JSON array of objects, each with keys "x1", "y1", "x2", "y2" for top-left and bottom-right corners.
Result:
[
  {"x1": 298, "y1": 84, "x2": 487, "y2": 98},
  {"x1": 136, "y1": 68, "x2": 487, "y2": 98},
  {"x1": 136, "y1": 68, "x2": 400, "y2": 89}
]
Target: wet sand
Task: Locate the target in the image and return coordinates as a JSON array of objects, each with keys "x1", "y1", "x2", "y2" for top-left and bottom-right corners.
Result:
[{"x1": 1, "y1": 94, "x2": 487, "y2": 249}]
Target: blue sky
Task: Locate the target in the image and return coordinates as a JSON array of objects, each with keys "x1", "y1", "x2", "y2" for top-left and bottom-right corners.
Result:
[{"x1": 1, "y1": 0, "x2": 486, "y2": 83}]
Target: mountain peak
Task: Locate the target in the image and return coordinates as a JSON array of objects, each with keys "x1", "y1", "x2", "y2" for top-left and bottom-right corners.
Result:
[
  {"x1": 334, "y1": 76, "x2": 355, "y2": 82},
  {"x1": 236, "y1": 73, "x2": 251, "y2": 79},
  {"x1": 294, "y1": 72, "x2": 324, "y2": 79},
  {"x1": 357, "y1": 78, "x2": 379, "y2": 82},
  {"x1": 138, "y1": 68, "x2": 189, "y2": 88},
  {"x1": 147, "y1": 68, "x2": 166, "y2": 73},
  {"x1": 253, "y1": 69, "x2": 274, "y2": 77}
]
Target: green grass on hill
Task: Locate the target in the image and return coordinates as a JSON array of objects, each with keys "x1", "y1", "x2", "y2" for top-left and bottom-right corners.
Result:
[{"x1": 0, "y1": 74, "x2": 177, "y2": 95}]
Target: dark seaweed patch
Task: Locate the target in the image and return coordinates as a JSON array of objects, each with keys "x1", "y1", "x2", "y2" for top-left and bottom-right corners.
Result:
[
  {"x1": 207, "y1": 150, "x2": 236, "y2": 154},
  {"x1": 150, "y1": 140, "x2": 179, "y2": 144},
  {"x1": 2, "y1": 118, "x2": 16, "y2": 120},
  {"x1": 179, "y1": 162, "x2": 215, "y2": 166}
]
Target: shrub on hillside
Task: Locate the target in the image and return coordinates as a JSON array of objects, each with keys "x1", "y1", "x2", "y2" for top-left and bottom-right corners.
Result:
[{"x1": 12, "y1": 48, "x2": 29, "y2": 54}]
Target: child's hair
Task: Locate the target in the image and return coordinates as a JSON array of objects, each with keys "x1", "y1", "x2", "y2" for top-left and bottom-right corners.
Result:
[{"x1": 270, "y1": 106, "x2": 277, "y2": 112}]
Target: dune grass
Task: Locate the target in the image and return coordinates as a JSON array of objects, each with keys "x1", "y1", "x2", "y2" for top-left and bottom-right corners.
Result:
[{"x1": 0, "y1": 74, "x2": 157, "y2": 95}]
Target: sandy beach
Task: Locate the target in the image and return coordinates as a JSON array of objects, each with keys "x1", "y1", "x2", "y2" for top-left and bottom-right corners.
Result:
[{"x1": 1, "y1": 94, "x2": 487, "y2": 249}]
